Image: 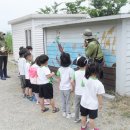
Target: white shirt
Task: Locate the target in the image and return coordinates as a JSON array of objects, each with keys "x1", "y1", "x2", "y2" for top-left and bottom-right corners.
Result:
[
  {"x1": 37, "y1": 66, "x2": 51, "y2": 85},
  {"x1": 29, "y1": 64, "x2": 39, "y2": 84},
  {"x1": 25, "y1": 62, "x2": 31, "y2": 79},
  {"x1": 74, "y1": 70, "x2": 85, "y2": 96},
  {"x1": 57, "y1": 67, "x2": 74, "y2": 90},
  {"x1": 18, "y1": 58, "x2": 26, "y2": 76},
  {"x1": 81, "y1": 77, "x2": 105, "y2": 110}
]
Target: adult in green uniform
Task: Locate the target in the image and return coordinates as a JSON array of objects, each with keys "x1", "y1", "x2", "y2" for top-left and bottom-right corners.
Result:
[
  {"x1": 83, "y1": 29, "x2": 104, "y2": 79},
  {"x1": 0, "y1": 32, "x2": 10, "y2": 80}
]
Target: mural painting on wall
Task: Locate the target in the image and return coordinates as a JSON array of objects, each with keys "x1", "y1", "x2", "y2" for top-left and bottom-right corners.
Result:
[{"x1": 47, "y1": 27, "x2": 116, "y2": 68}]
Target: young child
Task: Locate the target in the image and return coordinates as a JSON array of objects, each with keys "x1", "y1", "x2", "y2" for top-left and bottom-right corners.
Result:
[
  {"x1": 72, "y1": 56, "x2": 87, "y2": 123},
  {"x1": 57, "y1": 52, "x2": 74, "y2": 119},
  {"x1": 24, "y1": 52, "x2": 33, "y2": 100},
  {"x1": 80, "y1": 63, "x2": 105, "y2": 130},
  {"x1": 18, "y1": 49, "x2": 27, "y2": 97},
  {"x1": 29, "y1": 56, "x2": 40, "y2": 104},
  {"x1": 37, "y1": 54, "x2": 59, "y2": 113}
]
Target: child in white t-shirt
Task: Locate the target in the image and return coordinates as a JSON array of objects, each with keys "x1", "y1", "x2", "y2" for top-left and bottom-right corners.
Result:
[
  {"x1": 24, "y1": 52, "x2": 33, "y2": 100},
  {"x1": 71, "y1": 56, "x2": 87, "y2": 123},
  {"x1": 57, "y1": 52, "x2": 74, "y2": 119},
  {"x1": 37, "y1": 54, "x2": 59, "y2": 113},
  {"x1": 18, "y1": 49, "x2": 27, "y2": 97},
  {"x1": 29, "y1": 56, "x2": 40, "y2": 104},
  {"x1": 80, "y1": 63, "x2": 105, "y2": 130}
]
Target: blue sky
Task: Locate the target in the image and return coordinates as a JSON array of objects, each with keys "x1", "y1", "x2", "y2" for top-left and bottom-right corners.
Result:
[{"x1": 0, "y1": 0, "x2": 129, "y2": 32}]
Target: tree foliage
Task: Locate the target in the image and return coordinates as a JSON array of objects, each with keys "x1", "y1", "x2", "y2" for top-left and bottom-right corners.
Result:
[
  {"x1": 37, "y1": 0, "x2": 128, "y2": 17},
  {"x1": 88, "y1": 0, "x2": 128, "y2": 17},
  {"x1": 37, "y1": 2, "x2": 62, "y2": 14},
  {"x1": 5, "y1": 32, "x2": 13, "y2": 53},
  {"x1": 61, "y1": 0, "x2": 87, "y2": 14}
]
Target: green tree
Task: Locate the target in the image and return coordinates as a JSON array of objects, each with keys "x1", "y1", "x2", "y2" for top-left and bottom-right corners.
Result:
[
  {"x1": 5, "y1": 32, "x2": 13, "y2": 53},
  {"x1": 88, "y1": 0, "x2": 128, "y2": 17},
  {"x1": 37, "y1": 6, "x2": 52, "y2": 14},
  {"x1": 61, "y1": 0, "x2": 87, "y2": 14},
  {"x1": 37, "y1": 2, "x2": 62, "y2": 14}
]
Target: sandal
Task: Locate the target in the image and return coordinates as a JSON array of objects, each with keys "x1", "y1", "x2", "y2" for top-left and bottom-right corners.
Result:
[
  {"x1": 52, "y1": 107, "x2": 60, "y2": 113},
  {"x1": 41, "y1": 107, "x2": 49, "y2": 113}
]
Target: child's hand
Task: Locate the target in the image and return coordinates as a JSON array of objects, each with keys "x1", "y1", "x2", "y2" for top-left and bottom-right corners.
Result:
[{"x1": 51, "y1": 72, "x2": 55, "y2": 77}]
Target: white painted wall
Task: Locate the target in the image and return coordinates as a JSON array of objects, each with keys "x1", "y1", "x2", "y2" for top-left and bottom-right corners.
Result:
[
  {"x1": 11, "y1": 20, "x2": 32, "y2": 61},
  {"x1": 117, "y1": 18, "x2": 130, "y2": 96},
  {"x1": 11, "y1": 17, "x2": 86, "y2": 61}
]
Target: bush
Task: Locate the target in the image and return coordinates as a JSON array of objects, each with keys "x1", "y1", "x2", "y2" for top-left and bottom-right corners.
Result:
[{"x1": 5, "y1": 32, "x2": 13, "y2": 53}]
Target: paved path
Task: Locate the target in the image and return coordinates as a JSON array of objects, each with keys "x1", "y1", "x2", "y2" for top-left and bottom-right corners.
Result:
[{"x1": 0, "y1": 61, "x2": 129, "y2": 130}]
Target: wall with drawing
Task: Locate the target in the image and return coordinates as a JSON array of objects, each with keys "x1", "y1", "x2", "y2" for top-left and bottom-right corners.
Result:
[{"x1": 46, "y1": 22, "x2": 117, "y2": 68}]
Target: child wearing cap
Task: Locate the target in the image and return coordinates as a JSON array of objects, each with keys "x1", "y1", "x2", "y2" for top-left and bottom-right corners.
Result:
[{"x1": 72, "y1": 56, "x2": 87, "y2": 123}]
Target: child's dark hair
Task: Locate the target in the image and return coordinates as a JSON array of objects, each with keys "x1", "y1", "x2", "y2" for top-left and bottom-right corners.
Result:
[
  {"x1": 24, "y1": 52, "x2": 32, "y2": 59},
  {"x1": 85, "y1": 63, "x2": 98, "y2": 79},
  {"x1": 26, "y1": 46, "x2": 33, "y2": 50},
  {"x1": 77, "y1": 56, "x2": 87, "y2": 67},
  {"x1": 19, "y1": 46, "x2": 24, "y2": 51},
  {"x1": 60, "y1": 52, "x2": 71, "y2": 67},
  {"x1": 39, "y1": 54, "x2": 49, "y2": 65},
  {"x1": 35, "y1": 56, "x2": 41, "y2": 66},
  {"x1": 19, "y1": 48, "x2": 28, "y2": 57}
]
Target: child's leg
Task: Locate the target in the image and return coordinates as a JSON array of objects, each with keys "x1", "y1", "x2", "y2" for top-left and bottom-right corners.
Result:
[
  {"x1": 89, "y1": 119, "x2": 95, "y2": 130},
  {"x1": 50, "y1": 98, "x2": 59, "y2": 113},
  {"x1": 75, "y1": 95, "x2": 81, "y2": 120},
  {"x1": 50, "y1": 99, "x2": 55, "y2": 109},
  {"x1": 89, "y1": 109, "x2": 98, "y2": 130},
  {"x1": 34, "y1": 93, "x2": 39, "y2": 102},
  {"x1": 60, "y1": 90, "x2": 66, "y2": 113},
  {"x1": 29, "y1": 88, "x2": 33, "y2": 97},
  {"x1": 44, "y1": 99, "x2": 50, "y2": 105},
  {"x1": 80, "y1": 106, "x2": 89, "y2": 129},
  {"x1": 39, "y1": 98, "x2": 45, "y2": 110},
  {"x1": 65, "y1": 90, "x2": 71, "y2": 114},
  {"x1": 25, "y1": 87, "x2": 29, "y2": 96},
  {"x1": 81, "y1": 116, "x2": 87, "y2": 128},
  {"x1": 20, "y1": 76, "x2": 26, "y2": 95}
]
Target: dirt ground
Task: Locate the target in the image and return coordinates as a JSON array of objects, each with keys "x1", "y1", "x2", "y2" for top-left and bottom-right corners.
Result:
[{"x1": 0, "y1": 59, "x2": 129, "y2": 130}]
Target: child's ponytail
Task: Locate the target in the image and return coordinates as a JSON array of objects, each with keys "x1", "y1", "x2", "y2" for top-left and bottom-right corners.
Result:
[{"x1": 85, "y1": 63, "x2": 98, "y2": 79}]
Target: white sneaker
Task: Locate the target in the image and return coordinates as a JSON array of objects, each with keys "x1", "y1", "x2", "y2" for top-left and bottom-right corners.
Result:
[
  {"x1": 71, "y1": 113, "x2": 75, "y2": 118},
  {"x1": 66, "y1": 114, "x2": 71, "y2": 119},
  {"x1": 62, "y1": 112, "x2": 66, "y2": 117}
]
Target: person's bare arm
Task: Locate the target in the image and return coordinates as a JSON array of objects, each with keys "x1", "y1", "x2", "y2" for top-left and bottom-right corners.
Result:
[
  {"x1": 71, "y1": 79, "x2": 75, "y2": 92},
  {"x1": 97, "y1": 94, "x2": 103, "y2": 111}
]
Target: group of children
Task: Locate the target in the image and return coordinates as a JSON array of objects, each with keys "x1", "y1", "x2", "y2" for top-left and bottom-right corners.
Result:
[{"x1": 18, "y1": 46, "x2": 105, "y2": 130}]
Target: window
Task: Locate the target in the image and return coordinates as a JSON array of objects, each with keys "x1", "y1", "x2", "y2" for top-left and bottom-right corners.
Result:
[{"x1": 25, "y1": 30, "x2": 32, "y2": 46}]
